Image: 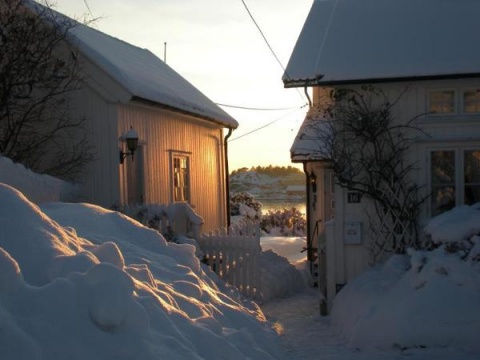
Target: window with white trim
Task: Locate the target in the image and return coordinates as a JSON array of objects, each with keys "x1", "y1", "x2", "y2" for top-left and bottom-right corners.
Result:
[
  {"x1": 428, "y1": 90, "x2": 455, "y2": 114},
  {"x1": 462, "y1": 89, "x2": 480, "y2": 114},
  {"x1": 172, "y1": 154, "x2": 190, "y2": 202},
  {"x1": 430, "y1": 148, "x2": 480, "y2": 216}
]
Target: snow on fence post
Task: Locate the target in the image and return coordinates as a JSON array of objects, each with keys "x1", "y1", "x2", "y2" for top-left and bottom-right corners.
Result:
[{"x1": 198, "y1": 223, "x2": 261, "y2": 298}]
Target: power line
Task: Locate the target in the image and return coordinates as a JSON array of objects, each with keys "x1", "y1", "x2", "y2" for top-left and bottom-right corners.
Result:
[
  {"x1": 240, "y1": 0, "x2": 285, "y2": 76},
  {"x1": 240, "y1": 0, "x2": 308, "y2": 105},
  {"x1": 217, "y1": 103, "x2": 302, "y2": 111},
  {"x1": 229, "y1": 107, "x2": 305, "y2": 142},
  {"x1": 83, "y1": 0, "x2": 94, "y2": 20}
]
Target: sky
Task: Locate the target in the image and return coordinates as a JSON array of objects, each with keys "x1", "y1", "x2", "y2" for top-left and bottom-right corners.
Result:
[{"x1": 54, "y1": 0, "x2": 313, "y2": 172}]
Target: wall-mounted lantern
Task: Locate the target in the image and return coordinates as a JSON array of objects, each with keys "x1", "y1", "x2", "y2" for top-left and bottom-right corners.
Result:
[{"x1": 119, "y1": 127, "x2": 139, "y2": 164}]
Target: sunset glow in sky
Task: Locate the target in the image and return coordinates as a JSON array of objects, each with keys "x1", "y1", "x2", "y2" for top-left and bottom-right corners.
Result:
[{"x1": 55, "y1": 0, "x2": 313, "y2": 171}]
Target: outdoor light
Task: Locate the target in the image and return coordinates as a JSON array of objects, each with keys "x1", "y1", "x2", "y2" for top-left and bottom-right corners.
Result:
[
  {"x1": 119, "y1": 127, "x2": 139, "y2": 164},
  {"x1": 309, "y1": 170, "x2": 317, "y2": 194}
]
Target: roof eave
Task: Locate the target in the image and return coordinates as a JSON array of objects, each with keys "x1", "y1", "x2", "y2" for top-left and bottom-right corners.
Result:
[
  {"x1": 283, "y1": 72, "x2": 480, "y2": 88},
  {"x1": 131, "y1": 96, "x2": 238, "y2": 129}
]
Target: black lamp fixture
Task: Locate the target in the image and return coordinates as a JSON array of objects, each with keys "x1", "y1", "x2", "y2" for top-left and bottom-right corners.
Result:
[{"x1": 119, "y1": 126, "x2": 139, "y2": 164}]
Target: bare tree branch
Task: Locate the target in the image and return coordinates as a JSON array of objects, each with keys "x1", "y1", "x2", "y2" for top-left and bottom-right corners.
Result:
[
  {"x1": 0, "y1": 0, "x2": 95, "y2": 180},
  {"x1": 309, "y1": 86, "x2": 430, "y2": 260}
]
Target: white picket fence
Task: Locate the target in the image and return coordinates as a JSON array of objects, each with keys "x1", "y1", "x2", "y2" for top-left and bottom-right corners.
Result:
[{"x1": 198, "y1": 223, "x2": 262, "y2": 298}]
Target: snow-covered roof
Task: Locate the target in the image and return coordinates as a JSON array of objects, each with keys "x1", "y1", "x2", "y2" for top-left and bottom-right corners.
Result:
[
  {"x1": 29, "y1": 1, "x2": 238, "y2": 128},
  {"x1": 283, "y1": 0, "x2": 480, "y2": 87},
  {"x1": 290, "y1": 115, "x2": 332, "y2": 162}
]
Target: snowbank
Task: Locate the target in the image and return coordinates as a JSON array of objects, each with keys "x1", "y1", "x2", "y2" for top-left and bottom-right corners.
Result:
[
  {"x1": 424, "y1": 204, "x2": 480, "y2": 244},
  {"x1": 0, "y1": 183, "x2": 286, "y2": 360},
  {"x1": 0, "y1": 156, "x2": 79, "y2": 203},
  {"x1": 331, "y1": 205, "x2": 480, "y2": 354}
]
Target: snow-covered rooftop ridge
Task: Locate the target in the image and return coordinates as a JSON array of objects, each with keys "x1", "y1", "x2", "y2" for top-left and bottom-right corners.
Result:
[
  {"x1": 29, "y1": 1, "x2": 238, "y2": 128},
  {"x1": 284, "y1": 0, "x2": 480, "y2": 87}
]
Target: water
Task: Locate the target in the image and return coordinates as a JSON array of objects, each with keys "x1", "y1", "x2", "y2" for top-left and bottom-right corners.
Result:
[{"x1": 259, "y1": 198, "x2": 306, "y2": 215}]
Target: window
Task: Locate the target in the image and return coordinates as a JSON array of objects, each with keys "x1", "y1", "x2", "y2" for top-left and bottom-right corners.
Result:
[
  {"x1": 428, "y1": 90, "x2": 455, "y2": 114},
  {"x1": 430, "y1": 150, "x2": 456, "y2": 215},
  {"x1": 464, "y1": 150, "x2": 480, "y2": 205},
  {"x1": 430, "y1": 149, "x2": 480, "y2": 216},
  {"x1": 172, "y1": 154, "x2": 190, "y2": 202},
  {"x1": 462, "y1": 89, "x2": 480, "y2": 113}
]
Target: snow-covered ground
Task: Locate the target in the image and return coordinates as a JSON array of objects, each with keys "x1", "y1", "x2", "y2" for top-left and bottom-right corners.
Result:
[{"x1": 1, "y1": 156, "x2": 480, "y2": 359}]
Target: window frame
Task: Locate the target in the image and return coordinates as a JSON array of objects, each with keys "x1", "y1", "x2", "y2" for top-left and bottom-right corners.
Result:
[
  {"x1": 461, "y1": 88, "x2": 480, "y2": 114},
  {"x1": 428, "y1": 146, "x2": 480, "y2": 216},
  {"x1": 169, "y1": 150, "x2": 191, "y2": 203},
  {"x1": 427, "y1": 89, "x2": 456, "y2": 116}
]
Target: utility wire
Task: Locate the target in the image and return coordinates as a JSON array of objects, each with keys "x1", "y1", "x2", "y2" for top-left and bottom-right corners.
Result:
[
  {"x1": 240, "y1": 0, "x2": 285, "y2": 77},
  {"x1": 240, "y1": 0, "x2": 308, "y2": 105},
  {"x1": 83, "y1": 0, "x2": 94, "y2": 20},
  {"x1": 229, "y1": 106, "x2": 306, "y2": 142},
  {"x1": 216, "y1": 103, "x2": 301, "y2": 111}
]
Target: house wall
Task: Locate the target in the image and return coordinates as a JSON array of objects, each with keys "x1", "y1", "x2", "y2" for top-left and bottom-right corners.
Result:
[
  {"x1": 117, "y1": 102, "x2": 227, "y2": 233},
  {"x1": 311, "y1": 77, "x2": 480, "y2": 306},
  {"x1": 68, "y1": 53, "x2": 228, "y2": 233},
  {"x1": 70, "y1": 86, "x2": 121, "y2": 208},
  {"x1": 67, "y1": 49, "x2": 138, "y2": 208}
]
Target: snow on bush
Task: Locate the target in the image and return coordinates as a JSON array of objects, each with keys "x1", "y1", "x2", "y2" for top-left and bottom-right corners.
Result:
[
  {"x1": 112, "y1": 202, "x2": 203, "y2": 245},
  {"x1": 0, "y1": 183, "x2": 286, "y2": 360},
  {"x1": 261, "y1": 207, "x2": 306, "y2": 237},
  {"x1": 230, "y1": 191, "x2": 263, "y2": 220},
  {"x1": 424, "y1": 204, "x2": 480, "y2": 245},
  {"x1": 331, "y1": 204, "x2": 480, "y2": 353},
  {"x1": 230, "y1": 192, "x2": 306, "y2": 237}
]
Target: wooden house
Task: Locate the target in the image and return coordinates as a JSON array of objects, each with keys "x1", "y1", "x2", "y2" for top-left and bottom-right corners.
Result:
[
  {"x1": 284, "y1": 0, "x2": 480, "y2": 310},
  {"x1": 40, "y1": 4, "x2": 238, "y2": 233}
]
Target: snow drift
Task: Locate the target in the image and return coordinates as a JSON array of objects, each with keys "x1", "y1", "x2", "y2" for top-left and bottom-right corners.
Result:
[
  {"x1": 331, "y1": 205, "x2": 480, "y2": 354},
  {"x1": 0, "y1": 156, "x2": 79, "y2": 204},
  {"x1": 0, "y1": 183, "x2": 285, "y2": 360}
]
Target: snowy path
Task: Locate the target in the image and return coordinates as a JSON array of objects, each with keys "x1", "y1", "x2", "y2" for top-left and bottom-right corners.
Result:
[{"x1": 261, "y1": 288, "x2": 477, "y2": 360}]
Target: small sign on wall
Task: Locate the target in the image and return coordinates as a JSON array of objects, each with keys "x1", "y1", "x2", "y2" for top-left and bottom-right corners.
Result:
[
  {"x1": 344, "y1": 222, "x2": 362, "y2": 244},
  {"x1": 347, "y1": 192, "x2": 362, "y2": 203}
]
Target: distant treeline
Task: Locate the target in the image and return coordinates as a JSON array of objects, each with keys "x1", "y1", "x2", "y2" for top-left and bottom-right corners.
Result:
[{"x1": 231, "y1": 165, "x2": 303, "y2": 176}]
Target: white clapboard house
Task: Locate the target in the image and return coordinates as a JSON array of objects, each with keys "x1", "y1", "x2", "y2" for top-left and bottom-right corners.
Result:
[
  {"x1": 26, "y1": 2, "x2": 239, "y2": 233},
  {"x1": 284, "y1": 0, "x2": 480, "y2": 310}
]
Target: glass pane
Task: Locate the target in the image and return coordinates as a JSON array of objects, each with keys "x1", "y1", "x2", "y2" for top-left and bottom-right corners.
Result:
[
  {"x1": 463, "y1": 90, "x2": 480, "y2": 113},
  {"x1": 431, "y1": 186, "x2": 455, "y2": 216},
  {"x1": 172, "y1": 155, "x2": 190, "y2": 202},
  {"x1": 464, "y1": 150, "x2": 480, "y2": 183},
  {"x1": 431, "y1": 150, "x2": 456, "y2": 216},
  {"x1": 431, "y1": 151, "x2": 455, "y2": 184},
  {"x1": 429, "y1": 90, "x2": 455, "y2": 114},
  {"x1": 465, "y1": 185, "x2": 480, "y2": 205},
  {"x1": 464, "y1": 150, "x2": 480, "y2": 205}
]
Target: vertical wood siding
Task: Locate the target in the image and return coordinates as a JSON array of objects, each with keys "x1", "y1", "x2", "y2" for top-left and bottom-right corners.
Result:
[
  {"x1": 72, "y1": 86, "x2": 120, "y2": 208},
  {"x1": 322, "y1": 79, "x2": 480, "y2": 296},
  {"x1": 117, "y1": 103, "x2": 227, "y2": 233}
]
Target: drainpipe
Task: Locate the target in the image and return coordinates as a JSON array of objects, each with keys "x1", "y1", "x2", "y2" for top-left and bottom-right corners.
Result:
[
  {"x1": 224, "y1": 127, "x2": 234, "y2": 229},
  {"x1": 303, "y1": 161, "x2": 312, "y2": 266}
]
